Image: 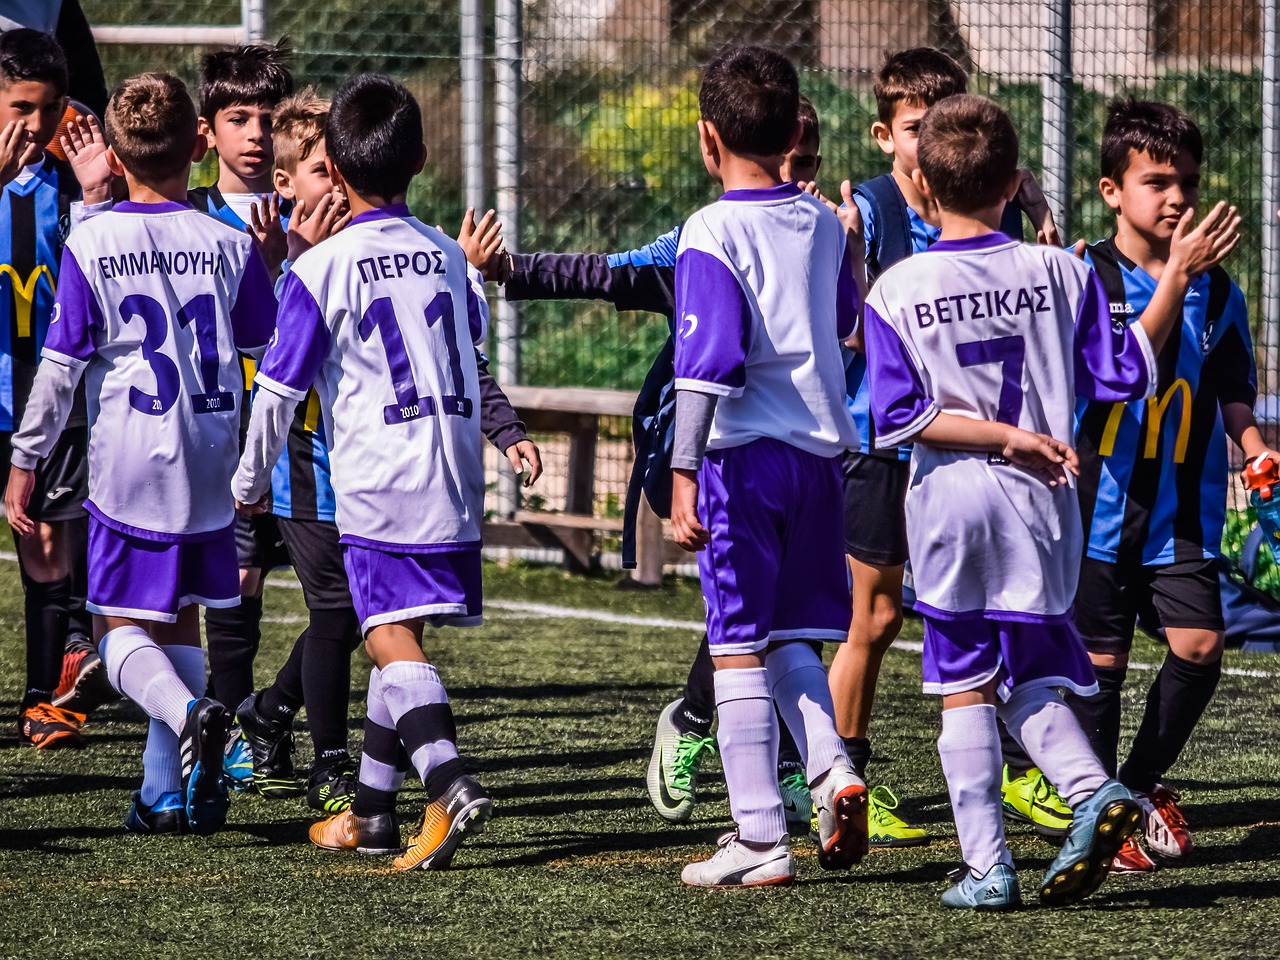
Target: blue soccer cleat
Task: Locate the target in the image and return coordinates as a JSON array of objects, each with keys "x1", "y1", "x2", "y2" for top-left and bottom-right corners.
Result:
[
  {"x1": 124, "y1": 790, "x2": 187, "y2": 835},
  {"x1": 180, "y1": 698, "x2": 232, "y2": 835},
  {"x1": 1040, "y1": 778, "x2": 1142, "y2": 907},
  {"x1": 941, "y1": 863, "x2": 1022, "y2": 910},
  {"x1": 222, "y1": 725, "x2": 255, "y2": 792}
]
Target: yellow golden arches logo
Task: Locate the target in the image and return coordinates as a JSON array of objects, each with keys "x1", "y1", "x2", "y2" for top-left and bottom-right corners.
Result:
[
  {"x1": 1099, "y1": 378, "x2": 1193, "y2": 464},
  {"x1": 0, "y1": 264, "x2": 55, "y2": 338}
]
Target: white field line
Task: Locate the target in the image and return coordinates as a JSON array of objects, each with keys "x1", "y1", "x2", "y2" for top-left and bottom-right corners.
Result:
[{"x1": 3, "y1": 550, "x2": 1272, "y2": 678}]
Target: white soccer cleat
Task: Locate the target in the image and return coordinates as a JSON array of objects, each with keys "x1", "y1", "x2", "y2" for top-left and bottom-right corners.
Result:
[
  {"x1": 811, "y1": 758, "x2": 869, "y2": 870},
  {"x1": 680, "y1": 831, "x2": 795, "y2": 888}
]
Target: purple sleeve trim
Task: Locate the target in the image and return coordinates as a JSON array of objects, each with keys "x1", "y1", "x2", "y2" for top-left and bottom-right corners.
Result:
[
  {"x1": 465, "y1": 268, "x2": 488, "y2": 343},
  {"x1": 1073, "y1": 268, "x2": 1156, "y2": 402},
  {"x1": 256, "y1": 272, "x2": 330, "y2": 399},
  {"x1": 673, "y1": 248, "x2": 751, "y2": 396},
  {"x1": 864, "y1": 303, "x2": 937, "y2": 447},
  {"x1": 44, "y1": 246, "x2": 102, "y2": 365},
  {"x1": 835, "y1": 240, "x2": 861, "y2": 340},
  {"x1": 230, "y1": 247, "x2": 278, "y2": 351}
]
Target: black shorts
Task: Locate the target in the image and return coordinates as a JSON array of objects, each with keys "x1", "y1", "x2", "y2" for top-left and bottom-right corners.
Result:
[
  {"x1": 0, "y1": 426, "x2": 88, "y2": 523},
  {"x1": 1075, "y1": 556, "x2": 1225, "y2": 655},
  {"x1": 235, "y1": 511, "x2": 292, "y2": 571},
  {"x1": 842, "y1": 450, "x2": 910, "y2": 567},
  {"x1": 277, "y1": 516, "x2": 353, "y2": 610}
]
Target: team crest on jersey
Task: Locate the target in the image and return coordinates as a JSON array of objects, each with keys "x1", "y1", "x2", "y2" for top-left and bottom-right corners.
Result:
[{"x1": 681, "y1": 313, "x2": 699, "y2": 339}]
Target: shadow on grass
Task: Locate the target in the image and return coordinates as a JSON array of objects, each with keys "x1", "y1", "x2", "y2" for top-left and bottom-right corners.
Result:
[{"x1": 0, "y1": 771, "x2": 138, "y2": 799}]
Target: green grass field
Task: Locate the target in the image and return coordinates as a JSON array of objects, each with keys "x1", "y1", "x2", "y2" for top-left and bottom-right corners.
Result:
[{"x1": 2, "y1": 556, "x2": 1280, "y2": 959}]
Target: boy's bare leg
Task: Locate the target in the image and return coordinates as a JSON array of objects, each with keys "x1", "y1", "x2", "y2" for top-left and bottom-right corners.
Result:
[{"x1": 828, "y1": 557, "x2": 903, "y2": 748}]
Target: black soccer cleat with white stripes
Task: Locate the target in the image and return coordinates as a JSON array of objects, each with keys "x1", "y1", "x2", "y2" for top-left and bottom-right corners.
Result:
[{"x1": 180, "y1": 697, "x2": 232, "y2": 835}]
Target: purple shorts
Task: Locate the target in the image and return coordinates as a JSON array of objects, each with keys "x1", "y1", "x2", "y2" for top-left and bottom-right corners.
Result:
[
  {"x1": 697, "y1": 438, "x2": 852, "y2": 656},
  {"x1": 342, "y1": 543, "x2": 482, "y2": 634},
  {"x1": 87, "y1": 517, "x2": 239, "y2": 623},
  {"x1": 921, "y1": 613, "x2": 1099, "y2": 700}
]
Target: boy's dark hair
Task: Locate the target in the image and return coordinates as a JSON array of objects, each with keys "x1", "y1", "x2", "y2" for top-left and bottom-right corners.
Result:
[
  {"x1": 796, "y1": 94, "x2": 819, "y2": 147},
  {"x1": 105, "y1": 73, "x2": 197, "y2": 182},
  {"x1": 1101, "y1": 98, "x2": 1203, "y2": 183},
  {"x1": 0, "y1": 29, "x2": 69, "y2": 98},
  {"x1": 327, "y1": 74, "x2": 423, "y2": 200},
  {"x1": 917, "y1": 94, "x2": 1018, "y2": 214},
  {"x1": 199, "y1": 39, "x2": 293, "y2": 120},
  {"x1": 699, "y1": 45, "x2": 799, "y2": 157},
  {"x1": 873, "y1": 47, "x2": 967, "y2": 125},
  {"x1": 272, "y1": 87, "x2": 330, "y2": 173}
]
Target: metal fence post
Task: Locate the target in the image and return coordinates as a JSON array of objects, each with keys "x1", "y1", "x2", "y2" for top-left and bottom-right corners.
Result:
[
  {"x1": 241, "y1": 0, "x2": 266, "y2": 41},
  {"x1": 461, "y1": 0, "x2": 486, "y2": 216},
  {"x1": 1042, "y1": 0, "x2": 1073, "y2": 240},
  {"x1": 1263, "y1": 0, "x2": 1280, "y2": 390},
  {"x1": 495, "y1": 0, "x2": 523, "y2": 518}
]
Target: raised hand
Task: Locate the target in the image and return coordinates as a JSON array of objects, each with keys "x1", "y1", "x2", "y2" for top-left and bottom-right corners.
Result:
[
  {"x1": 0, "y1": 121, "x2": 35, "y2": 187},
  {"x1": 457, "y1": 207, "x2": 503, "y2": 274},
  {"x1": 60, "y1": 113, "x2": 113, "y2": 204},
  {"x1": 1016, "y1": 170, "x2": 1061, "y2": 246},
  {"x1": 284, "y1": 190, "x2": 350, "y2": 262},
  {"x1": 1168, "y1": 201, "x2": 1241, "y2": 277},
  {"x1": 248, "y1": 192, "x2": 288, "y2": 277}
]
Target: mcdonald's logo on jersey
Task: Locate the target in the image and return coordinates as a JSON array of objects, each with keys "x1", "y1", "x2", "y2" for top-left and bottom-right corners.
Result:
[
  {"x1": 1098, "y1": 378, "x2": 1192, "y2": 464},
  {"x1": 0, "y1": 264, "x2": 55, "y2": 338}
]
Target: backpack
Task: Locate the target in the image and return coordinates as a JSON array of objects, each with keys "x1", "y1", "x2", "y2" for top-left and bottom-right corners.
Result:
[{"x1": 622, "y1": 324, "x2": 677, "y2": 568}]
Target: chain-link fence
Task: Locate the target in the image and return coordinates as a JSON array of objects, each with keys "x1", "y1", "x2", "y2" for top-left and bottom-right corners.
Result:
[{"x1": 79, "y1": 0, "x2": 1279, "y2": 580}]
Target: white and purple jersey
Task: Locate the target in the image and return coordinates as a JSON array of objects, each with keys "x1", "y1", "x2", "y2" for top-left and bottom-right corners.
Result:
[
  {"x1": 252, "y1": 204, "x2": 488, "y2": 552},
  {"x1": 673, "y1": 182, "x2": 859, "y2": 457},
  {"x1": 865, "y1": 233, "x2": 1157, "y2": 622},
  {"x1": 28, "y1": 200, "x2": 275, "y2": 540}
]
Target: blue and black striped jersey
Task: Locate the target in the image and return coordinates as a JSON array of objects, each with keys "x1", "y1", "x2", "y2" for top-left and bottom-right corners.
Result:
[
  {"x1": 1076, "y1": 238, "x2": 1255, "y2": 566},
  {"x1": 0, "y1": 156, "x2": 82, "y2": 430}
]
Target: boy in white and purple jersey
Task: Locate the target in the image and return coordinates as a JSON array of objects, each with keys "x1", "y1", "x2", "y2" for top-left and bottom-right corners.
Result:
[
  {"x1": 5, "y1": 73, "x2": 276, "y2": 837},
  {"x1": 232, "y1": 74, "x2": 492, "y2": 870},
  {"x1": 670, "y1": 47, "x2": 867, "y2": 889},
  {"x1": 865, "y1": 94, "x2": 1235, "y2": 909}
]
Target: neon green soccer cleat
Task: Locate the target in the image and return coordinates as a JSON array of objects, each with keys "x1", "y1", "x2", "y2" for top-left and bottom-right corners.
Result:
[
  {"x1": 778, "y1": 762, "x2": 812, "y2": 836},
  {"x1": 646, "y1": 700, "x2": 717, "y2": 823},
  {"x1": 1002, "y1": 765, "x2": 1072, "y2": 839},
  {"x1": 867, "y1": 785, "x2": 929, "y2": 847}
]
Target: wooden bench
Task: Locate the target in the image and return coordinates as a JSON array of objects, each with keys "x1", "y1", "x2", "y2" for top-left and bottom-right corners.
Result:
[{"x1": 481, "y1": 385, "x2": 675, "y2": 584}]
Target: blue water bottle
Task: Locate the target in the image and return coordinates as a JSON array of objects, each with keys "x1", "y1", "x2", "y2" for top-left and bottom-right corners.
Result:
[{"x1": 1243, "y1": 454, "x2": 1280, "y2": 562}]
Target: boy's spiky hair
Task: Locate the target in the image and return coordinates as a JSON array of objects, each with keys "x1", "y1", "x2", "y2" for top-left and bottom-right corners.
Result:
[
  {"x1": 272, "y1": 87, "x2": 330, "y2": 173},
  {"x1": 699, "y1": 45, "x2": 800, "y2": 158},
  {"x1": 199, "y1": 38, "x2": 293, "y2": 120},
  {"x1": 0, "y1": 28, "x2": 69, "y2": 97},
  {"x1": 1101, "y1": 98, "x2": 1203, "y2": 183},
  {"x1": 105, "y1": 73, "x2": 197, "y2": 183},
  {"x1": 873, "y1": 47, "x2": 967, "y2": 125},
  {"x1": 917, "y1": 94, "x2": 1018, "y2": 214}
]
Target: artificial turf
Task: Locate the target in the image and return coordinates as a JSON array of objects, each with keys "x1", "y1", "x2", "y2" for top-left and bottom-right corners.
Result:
[{"x1": 1, "y1": 557, "x2": 1279, "y2": 959}]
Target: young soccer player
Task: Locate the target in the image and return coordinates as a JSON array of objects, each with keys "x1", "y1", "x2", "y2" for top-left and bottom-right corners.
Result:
[
  {"x1": 1069, "y1": 100, "x2": 1260, "y2": 871},
  {"x1": 864, "y1": 93, "x2": 1237, "y2": 908},
  {"x1": 234, "y1": 89, "x2": 541, "y2": 815},
  {"x1": 0, "y1": 29, "x2": 108, "y2": 748},
  {"x1": 670, "y1": 46, "x2": 866, "y2": 887},
  {"x1": 6, "y1": 72, "x2": 276, "y2": 834},
  {"x1": 232, "y1": 73, "x2": 494, "y2": 870}
]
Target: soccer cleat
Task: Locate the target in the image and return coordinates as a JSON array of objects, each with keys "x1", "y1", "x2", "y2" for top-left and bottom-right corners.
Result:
[
  {"x1": 394, "y1": 774, "x2": 492, "y2": 871},
  {"x1": 777, "y1": 762, "x2": 812, "y2": 837},
  {"x1": 868, "y1": 785, "x2": 930, "y2": 847},
  {"x1": 812, "y1": 758, "x2": 869, "y2": 870},
  {"x1": 646, "y1": 700, "x2": 717, "y2": 823},
  {"x1": 681, "y1": 831, "x2": 795, "y2": 888},
  {"x1": 307, "y1": 757, "x2": 359, "y2": 814},
  {"x1": 1002, "y1": 765, "x2": 1073, "y2": 839},
  {"x1": 236, "y1": 692, "x2": 303, "y2": 798},
  {"x1": 124, "y1": 790, "x2": 187, "y2": 835},
  {"x1": 52, "y1": 639, "x2": 118, "y2": 716},
  {"x1": 941, "y1": 863, "x2": 1022, "y2": 910},
  {"x1": 179, "y1": 698, "x2": 232, "y2": 835},
  {"x1": 222, "y1": 727, "x2": 256, "y2": 793},
  {"x1": 17, "y1": 702, "x2": 85, "y2": 749},
  {"x1": 1039, "y1": 779, "x2": 1142, "y2": 907},
  {"x1": 1139, "y1": 784, "x2": 1193, "y2": 859},
  {"x1": 309, "y1": 809, "x2": 403, "y2": 855},
  {"x1": 1110, "y1": 836, "x2": 1158, "y2": 874}
]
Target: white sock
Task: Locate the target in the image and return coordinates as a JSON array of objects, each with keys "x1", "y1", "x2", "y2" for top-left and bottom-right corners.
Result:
[
  {"x1": 379, "y1": 660, "x2": 460, "y2": 784},
  {"x1": 938, "y1": 704, "x2": 1012, "y2": 876},
  {"x1": 764, "y1": 642, "x2": 848, "y2": 782},
  {"x1": 138, "y1": 645, "x2": 208, "y2": 805},
  {"x1": 714, "y1": 667, "x2": 787, "y2": 844},
  {"x1": 359, "y1": 667, "x2": 407, "y2": 794},
  {"x1": 999, "y1": 685, "x2": 1108, "y2": 808},
  {"x1": 101, "y1": 626, "x2": 195, "y2": 736}
]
